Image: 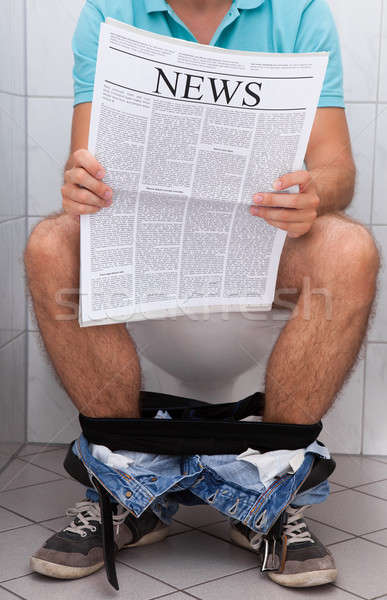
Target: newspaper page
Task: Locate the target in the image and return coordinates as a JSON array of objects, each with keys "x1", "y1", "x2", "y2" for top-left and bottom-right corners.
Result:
[{"x1": 79, "y1": 19, "x2": 328, "y2": 327}]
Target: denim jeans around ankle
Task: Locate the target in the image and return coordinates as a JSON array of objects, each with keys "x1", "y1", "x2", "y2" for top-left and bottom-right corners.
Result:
[{"x1": 73, "y1": 435, "x2": 330, "y2": 535}]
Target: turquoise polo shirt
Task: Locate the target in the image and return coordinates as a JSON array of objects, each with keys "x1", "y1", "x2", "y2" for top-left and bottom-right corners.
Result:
[{"x1": 72, "y1": 0, "x2": 345, "y2": 108}]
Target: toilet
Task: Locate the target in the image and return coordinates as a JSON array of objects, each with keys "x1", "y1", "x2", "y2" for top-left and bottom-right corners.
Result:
[{"x1": 127, "y1": 309, "x2": 291, "y2": 404}]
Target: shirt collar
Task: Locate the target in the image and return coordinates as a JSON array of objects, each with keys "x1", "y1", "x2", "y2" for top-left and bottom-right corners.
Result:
[{"x1": 144, "y1": 0, "x2": 264, "y2": 13}]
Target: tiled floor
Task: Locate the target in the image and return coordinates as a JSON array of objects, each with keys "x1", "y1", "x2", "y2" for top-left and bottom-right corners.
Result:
[{"x1": 0, "y1": 447, "x2": 387, "y2": 600}]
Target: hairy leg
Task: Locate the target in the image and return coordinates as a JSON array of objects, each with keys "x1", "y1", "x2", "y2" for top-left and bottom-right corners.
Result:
[
  {"x1": 24, "y1": 214, "x2": 141, "y2": 418},
  {"x1": 264, "y1": 213, "x2": 379, "y2": 424}
]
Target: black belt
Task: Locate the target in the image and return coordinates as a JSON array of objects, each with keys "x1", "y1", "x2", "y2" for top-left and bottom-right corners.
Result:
[
  {"x1": 79, "y1": 390, "x2": 323, "y2": 455},
  {"x1": 64, "y1": 391, "x2": 335, "y2": 590}
]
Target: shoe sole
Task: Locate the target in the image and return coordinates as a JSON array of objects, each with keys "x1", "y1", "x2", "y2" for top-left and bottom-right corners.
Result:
[
  {"x1": 230, "y1": 526, "x2": 337, "y2": 588},
  {"x1": 30, "y1": 526, "x2": 169, "y2": 580},
  {"x1": 268, "y1": 569, "x2": 338, "y2": 588},
  {"x1": 229, "y1": 526, "x2": 258, "y2": 551}
]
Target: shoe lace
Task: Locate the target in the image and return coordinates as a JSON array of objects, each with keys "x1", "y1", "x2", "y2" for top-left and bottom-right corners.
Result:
[
  {"x1": 283, "y1": 505, "x2": 314, "y2": 546},
  {"x1": 64, "y1": 500, "x2": 130, "y2": 538}
]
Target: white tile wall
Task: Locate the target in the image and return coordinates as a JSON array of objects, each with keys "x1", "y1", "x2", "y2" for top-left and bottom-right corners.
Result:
[
  {"x1": 326, "y1": 0, "x2": 382, "y2": 102},
  {"x1": 0, "y1": 0, "x2": 27, "y2": 467},
  {"x1": 28, "y1": 98, "x2": 73, "y2": 215},
  {"x1": 26, "y1": 0, "x2": 84, "y2": 97},
  {"x1": 0, "y1": 0, "x2": 26, "y2": 95},
  {"x1": 28, "y1": 333, "x2": 80, "y2": 443},
  {"x1": 379, "y1": 1, "x2": 387, "y2": 102},
  {"x1": 0, "y1": 219, "x2": 26, "y2": 348},
  {"x1": 370, "y1": 226, "x2": 387, "y2": 342},
  {"x1": 373, "y1": 107, "x2": 387, "y2": 224},
  {"x1": 0, "y1": 335, "x2": 26, "y2": 467},
  {"x1": 24, "y1": 0, "x2": 387, "y2": 453},
  {"x1": 0, "y1": 93, "x2": 26, "y2": 219},
  {"x1": 321, "y1": 358, "x2": 365, "y2": 455},
  {"x1": 364, "y1": 343, "x2": 387, "y2": 454},
  {"x1": 345, "y1": 103, "x2": 376, "y2": 224}
]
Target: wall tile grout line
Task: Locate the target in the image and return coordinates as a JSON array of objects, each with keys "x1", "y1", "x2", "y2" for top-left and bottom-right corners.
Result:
[
  {"x1": 23, "y1": 0, "x2": 28, "y2": 457},
  {"x1": 0, "y1": 331, "x2": 26, "y2": 353},
  {"x1": 0, "y1": 216, "x2": 26, "y2": 225}
]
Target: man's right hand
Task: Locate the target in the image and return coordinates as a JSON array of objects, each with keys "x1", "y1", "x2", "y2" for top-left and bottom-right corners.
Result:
[{"x1": 61, "y1": 149, "x2": 113, "y2": 215}]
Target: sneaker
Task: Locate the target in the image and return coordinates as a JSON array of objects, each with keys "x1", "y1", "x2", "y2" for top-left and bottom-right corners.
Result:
[
  {"x1": 230, "y1": 504, "x2": 337, "y2": 588},
  {"x1": 31, "y1": 499, "x2": 169, "y2": 579}
]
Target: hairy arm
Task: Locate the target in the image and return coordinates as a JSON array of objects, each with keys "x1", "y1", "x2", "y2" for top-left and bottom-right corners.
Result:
[
  {"x1": 65, "y1": 103, "x2": 92, "y2": 170},
  {"x1": 305, "y1": 107, "x2": 356, "y2": 215},
  {"x1": 62, "y1": 103, "x2": 113, "y2": 215}
]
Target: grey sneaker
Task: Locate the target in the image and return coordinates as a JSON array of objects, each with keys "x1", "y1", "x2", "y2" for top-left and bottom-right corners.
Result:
[
  {"x1": 230, "y1": 505, "x2": 337, "y2": 588},
  {"x1": 31, "y1": 499, "x2": 169, "y2": 579}
]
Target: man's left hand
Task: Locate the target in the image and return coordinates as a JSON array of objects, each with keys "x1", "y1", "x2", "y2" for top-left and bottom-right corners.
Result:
[{"x1": 250, "y1": 170, "x2": 320, "y2": 238}]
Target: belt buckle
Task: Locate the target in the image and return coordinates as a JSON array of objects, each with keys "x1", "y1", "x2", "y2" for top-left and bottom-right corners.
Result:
[{"x1": 260, "y1": 536, "x2": 282, "y2": 572}]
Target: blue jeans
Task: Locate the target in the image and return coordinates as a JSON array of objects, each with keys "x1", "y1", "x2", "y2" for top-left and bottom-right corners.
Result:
[{"x1": 74, "y1": 436, "x2": 330, "y2": 534}]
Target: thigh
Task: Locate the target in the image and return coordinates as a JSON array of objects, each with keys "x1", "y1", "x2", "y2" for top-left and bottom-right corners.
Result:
[{"x1": 274, "y1": 211, "x2": 366, "y2": 306}]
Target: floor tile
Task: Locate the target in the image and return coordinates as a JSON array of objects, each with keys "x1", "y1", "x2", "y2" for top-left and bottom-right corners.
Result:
[
  {"x1": 0, "y1": 506, "x2": 31, "y2": 533},
  {"x1": 0, "y1": 589, "x2": 22, "y2": 600},
  {"x1": 41, "y1": 515, "x2": 190, "y2": 538},
  {"x1": 355, "y1": 479, "x2": 387, "y2": 500},
  {"x1": 307, "y1": 489, "x2": 387, "y2": 535},
  {"x1": 199, "y1": 520, "x2": 230, "y2": 543},
  {"x1": 169, "y1": 520, "x2": 191, "y2": 536},
  {"x1": 330, "y1": 454, "x2": 387, "y2": 487},
  {"x1": 38, "y1": 516, "x2": 71, "y2": 533},
  {"x1": 119, "y1": 530, "x2": 256, "y2": 588},
  {"x1": 189, "y1": 569, "x2": 357, "y2": 600},
  {"x1": 0, "y1": 443, "x2": 22, "y2": 472},
  {"x1": 160, "y1": 595, "x2": 198, "y2": 600},
  {"x1": 0, "y1": 524, "x2": 51, "y2": 582},
  {"x1": 329, "y1": 483, "x2": 346, "y2": 493},
  {"x1": 19, "y1": 449, "x2": 69, "y2": 478},
  {"x1": 3, "y1": 563, "x2": 174, "y2": 600},
  {"x1": 0, "y1": 478, "x2": 84, "y2": 522},
  {"x1": 0, "y1": 459, "x2": 62, "y2": 492},
  {"x1": 330, "y1": 538, "x2": 387, "y2": 599},
  {"x1": 200, "y1": 518, "x2": 354, "y2": 548},
  {"x1": 174, "y1": 504, "x2": 227, "y2": 528},
  {"x1": 362, "y1": 529, "x2": 387, "y2": 547},
  {"x1": 306, "y1": 519, "x2": 355, "y2": 546},
  {"x1": 368, "y1": 455, "x2": 387, "y2": 464},
  {"x1": 18, "y1": 444, "x2": 65, "y2": 457}
]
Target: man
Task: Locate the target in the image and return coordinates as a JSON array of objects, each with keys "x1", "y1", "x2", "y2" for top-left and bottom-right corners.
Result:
[{"x1": 25, "y1": 0, "x2": 379, "y2": 589}]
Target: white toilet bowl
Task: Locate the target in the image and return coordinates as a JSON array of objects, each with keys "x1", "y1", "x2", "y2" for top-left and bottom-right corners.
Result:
[{"x1": 128, "y1": 309, "x2": 291, "y2": 403}]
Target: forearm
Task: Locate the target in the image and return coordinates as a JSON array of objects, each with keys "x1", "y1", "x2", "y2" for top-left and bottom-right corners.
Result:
[{"x1": 308, "y1": 162, "x2": 356, "y2": 216}]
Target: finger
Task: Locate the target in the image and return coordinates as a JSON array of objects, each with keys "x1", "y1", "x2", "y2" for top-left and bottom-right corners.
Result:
[
  {"x1": 71, "y1": 148, "x2": 105, "y2": 179},
  {"x1": 272, "y1": 170, "x2": 312, "y2": 191},
  {"x1": 264, "y1": 219, "x2": 309, "y2": 237},
  {"x1": 250, "y1": 205, "x2": 317, "y2": 223},
  {"x1": 61, "y1": 183, "x2": 108, "y2": 208},
  {"x1": 65, "y1": 168, "x2": 112, "y2": 202},
  {"x1": 63, "y1": 196, "x2": 101, "y2": 215},
  {"x1": 253, "y1": 192, "x2": 319, "y2": 210}
]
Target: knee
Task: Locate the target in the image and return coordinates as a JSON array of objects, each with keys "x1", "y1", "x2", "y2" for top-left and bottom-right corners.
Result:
[
  {"x1": 24, "y1": 214, "x2": 79, "y2": 278},
  {"x1": 312, "y1": 215, "x2": 380, "y2": 299}
]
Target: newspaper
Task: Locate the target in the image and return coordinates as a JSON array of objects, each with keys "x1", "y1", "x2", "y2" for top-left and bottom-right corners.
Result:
[{"x1": 79, "y1": 18, "x2": 328, "y2": 327}]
